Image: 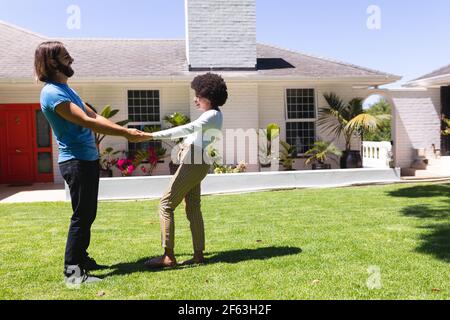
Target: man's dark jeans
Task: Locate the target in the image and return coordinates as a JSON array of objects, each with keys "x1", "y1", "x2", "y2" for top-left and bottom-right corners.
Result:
[{"x1": 59, "y1": 159, "x2": 100, "y2": 268}]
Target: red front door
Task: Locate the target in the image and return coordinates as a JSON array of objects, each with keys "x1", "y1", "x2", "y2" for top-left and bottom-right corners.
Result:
[{"x1": 0, "y1": 104, "x2": 53, "y2": 184}]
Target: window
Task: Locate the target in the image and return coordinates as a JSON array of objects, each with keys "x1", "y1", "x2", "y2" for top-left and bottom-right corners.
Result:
[
  {"x1": 285, "y1": 89, "x2": 316, "y2": 156},
  {"x1": 128, "y1": 90, "x2": 160, "y2": 123},
  {"x1": 127, "y1": 90, "x2": 162, "y2": 157}
]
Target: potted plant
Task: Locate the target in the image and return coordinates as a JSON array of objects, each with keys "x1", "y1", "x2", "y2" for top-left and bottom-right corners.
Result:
[
  {"x1": 99, "y1": 147, "x2": 120, "y2": 177},
  {"x1": 304, "y1": 141, "x2": 342, "y2": 170},
  {"x1": 85, "y1": 103, "x2": 129, "y2": 151},
  {"x1": 206, "y1": 144, "x2": 222, "y2": 173},
  {"x1": 279, "y1": 141, "x2": 296, "y2": 171},
  {"x1": 318, "y1": 93, "x2": 389, "y2": 169},
  {"x1": 259, "y1": 123, "x2": 280, "y2": 169},
  {"x1": 159, "y1": 112, "x2": 191, "y2": 175}
]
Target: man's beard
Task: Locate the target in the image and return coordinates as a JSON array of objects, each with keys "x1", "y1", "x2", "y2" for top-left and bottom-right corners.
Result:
[{"x1": 57, "y1": 62, "x2": 75, "y2": 78}]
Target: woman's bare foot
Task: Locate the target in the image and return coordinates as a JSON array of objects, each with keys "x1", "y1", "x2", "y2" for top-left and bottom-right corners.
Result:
[{"x1": 144, "y1": 254, "x2": 177, "y2": 269}]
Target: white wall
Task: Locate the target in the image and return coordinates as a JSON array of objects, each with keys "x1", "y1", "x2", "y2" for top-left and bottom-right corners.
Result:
[
  {"x1": 2, "y1": 82, "x2": 441, "y2": 182},
  {"x1": 83, "y1": 83, "x2": 191, "y2": 175},
  {"x1": 189, "y1": 81, "x2": 260, "y2": 171},
  {"x1": 258, "y1": 82, "x2": 367, "y2": 170},
  {"x1": 388, "y1": 88, "x2": 441, "y2": 168}
]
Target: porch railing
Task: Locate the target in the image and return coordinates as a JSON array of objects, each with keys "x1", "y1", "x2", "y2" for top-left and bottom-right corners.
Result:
[{"x1": 362, "y1": 141, "x2": 392, "y2": 168}]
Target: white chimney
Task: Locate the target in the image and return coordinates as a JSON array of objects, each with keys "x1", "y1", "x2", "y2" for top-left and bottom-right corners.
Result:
[{"x1": 185, "y1": 0, "x2": 257, "y2": 71}]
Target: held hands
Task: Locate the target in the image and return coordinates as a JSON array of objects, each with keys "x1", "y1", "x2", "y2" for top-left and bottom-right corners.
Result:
[{"x1": 125, "y1": 129, "x2": 153, "y2": 143}]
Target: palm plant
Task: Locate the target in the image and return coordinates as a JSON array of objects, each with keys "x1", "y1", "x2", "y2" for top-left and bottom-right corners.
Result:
[
  {"x1": 318, "y1": 93, "x2": 389, "y2": 150},
  {"x1": 160, "y1": 112, "x2": 191, "y2": 174},
  {"x1": 259, "y1": 123, "x2": 281, "y2": 167},
  {"x1": 133, "y1": 146, "x2": 168, "y2": 176},
  {"x1": 279, "y1": 141, "x2": 296, "y2": 171},
  {"x1": 317, "y1": 93, "x2": 390, "y2": 168},
  {"x1": 86, "y1": 103, "x2": 129, "y2": 151},
  {"x1": 442, "y1": 117, "x2": 450, "y2": 136},
  {"x1": 162, "y1": 112, "x2": 191, "y2": 144},
  {"x1": 304, "y1": 141, "x2": 342, "y2": 169},
  {"x1": 99, "y1": 147, "x2": 120, "y2": 177}
]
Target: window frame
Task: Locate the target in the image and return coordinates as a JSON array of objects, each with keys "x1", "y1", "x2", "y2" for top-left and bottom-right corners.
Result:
[
  {"x1": 284, "y1": 87, "x2": 318, "y2": 158},
  {"x1": 126, "y1": 88, "x2": 164, "y2": 160}
]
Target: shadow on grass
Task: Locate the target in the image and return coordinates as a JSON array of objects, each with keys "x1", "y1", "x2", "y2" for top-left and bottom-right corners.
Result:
[
  {"x1": 401, "y1": 203, "x2": 450, "y2": 263},
  {"x1": 402, "y1": 204, "x2": 449, "y2": 220},
  {"x1": 204, "y1": 246, "x2": 302, "y2": 264},
  {"x1": 416, "y1": 224, "x2": 450, "y2": 263},
  {"x1": 101, "y1": 246, "x2": 302, "y2": 278},
  {"x1": 388, "y1": 184, "x2": 450, "y2": 263},
  {"x1": 387, "y1": 183, "x2": 450, "y2": 199}
]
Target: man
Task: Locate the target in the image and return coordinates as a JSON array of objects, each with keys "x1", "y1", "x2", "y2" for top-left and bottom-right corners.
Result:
[{"x1": 34, "y1": 41, "x2": 148, "y2": 285}]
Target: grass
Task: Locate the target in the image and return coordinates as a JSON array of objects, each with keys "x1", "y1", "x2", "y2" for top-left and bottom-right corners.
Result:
[{"x1": 0, "y1": 182, "x2": 449, "y2": 300}]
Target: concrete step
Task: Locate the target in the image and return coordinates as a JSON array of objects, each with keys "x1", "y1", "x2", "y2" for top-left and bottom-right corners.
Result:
[
  {"x1": 414, "y1": 170, "x2": 449, "y2": 179},
  {"x1": 401, "y1": 167, "x2": 450, "y2": 179},
  {"x1": 427, "y1": 158, "x2": 450, "y2": 166}
]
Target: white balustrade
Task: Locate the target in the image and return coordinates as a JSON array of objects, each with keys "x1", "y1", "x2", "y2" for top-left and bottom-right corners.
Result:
[{"x1": 362, "y1": 141, "x2": 392, "y2": 168}]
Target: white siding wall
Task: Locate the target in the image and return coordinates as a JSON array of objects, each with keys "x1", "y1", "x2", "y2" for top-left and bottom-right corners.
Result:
[
  {"x1": 83, "y1": 83, "x2": 191, "y2": 176},
  {"x1": 189, "y1": 81, "x2": 260, "y2": 171},
  {"x1": 388, "y1": 88, "x2": 441, "y2": 168},
  {"x1": 2, "y1": 82, "x2": 441, "y2": 181},
  {"x1": 258, "y1": 83, "x2": 366, "y2": 170}
]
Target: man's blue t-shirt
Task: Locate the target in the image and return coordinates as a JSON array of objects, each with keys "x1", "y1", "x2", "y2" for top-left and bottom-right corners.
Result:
[{"x1": 40, "y1": 82, "x2": 99, "y2": 163}]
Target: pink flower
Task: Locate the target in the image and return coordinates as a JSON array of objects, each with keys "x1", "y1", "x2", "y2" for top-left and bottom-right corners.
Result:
[
  {"x1": 147, "y1": 148, "x2": 159, "y2": 166},
  {"x1": 117, "y1": 159, "x2": 126, "y2": 168}
]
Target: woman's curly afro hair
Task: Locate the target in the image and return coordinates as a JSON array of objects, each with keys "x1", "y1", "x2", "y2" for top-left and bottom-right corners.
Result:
[{"x1": 191, "y1": 73, "x2": 228, "y2": 108}]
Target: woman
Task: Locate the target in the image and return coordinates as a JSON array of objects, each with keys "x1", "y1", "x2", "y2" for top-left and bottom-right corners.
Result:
[{"x1": 144, "y1": 73, "x2": 228, "y2": 268}]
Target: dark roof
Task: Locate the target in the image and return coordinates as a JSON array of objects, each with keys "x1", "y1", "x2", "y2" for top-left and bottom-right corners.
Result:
[
  {"x1": 412, "y1": 64, "x2": 450, "y2": 81},
  {"x1": 0, "y1": 20, "x2": 400, "y2": 82}
]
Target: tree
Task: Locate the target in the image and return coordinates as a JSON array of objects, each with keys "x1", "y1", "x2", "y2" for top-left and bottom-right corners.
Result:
[
  {"x1": 318, "y1": 93, "x2": 389, "y2": 151},
  {"x1": 363, "y1": 99, "x2": 392, "y2": 142}
]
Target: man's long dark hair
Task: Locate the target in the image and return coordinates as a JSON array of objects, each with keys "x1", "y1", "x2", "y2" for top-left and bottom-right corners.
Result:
[{"x1": 34, "y1": 41, "x2": 69, "y2": 82}]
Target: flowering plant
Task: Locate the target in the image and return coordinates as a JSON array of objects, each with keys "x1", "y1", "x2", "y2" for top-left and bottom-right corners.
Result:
[
  {"x1": 116, "y1": 158, "x2": 136, "y2": 176},
  {"x1": 134, "y1": 147, "x2": 167, "y2": 176},
  {"x1": 207, "y1": 145, "x2": 247, "y2": 174},
  {"x1": 214, "y1": 161, "x2": 248, "y2": 174},
  {"x1": 100, "y1": 147, "x2": 120, "y2": 171}
]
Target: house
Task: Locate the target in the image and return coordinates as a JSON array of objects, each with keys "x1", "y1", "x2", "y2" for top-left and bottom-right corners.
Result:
[
  {"x1": 406, "y1": 65, "x2": 450, "y2": 156},
  {"x1": 0, "y1": 0, "x2": 413, "y2": 185},
  {"x1": 386, "y1": 65, "x2": 450, "y2": 177}
]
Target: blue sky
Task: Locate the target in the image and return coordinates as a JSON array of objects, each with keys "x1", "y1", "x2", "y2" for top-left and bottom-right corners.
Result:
[{"x1": 1, "y1": 0, "x2": 449, "y2": 87}]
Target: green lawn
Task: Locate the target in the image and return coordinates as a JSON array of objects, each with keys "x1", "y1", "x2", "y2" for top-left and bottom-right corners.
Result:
[{"x1": 0, "y1": 182, "x2": 449, "y2": 300}]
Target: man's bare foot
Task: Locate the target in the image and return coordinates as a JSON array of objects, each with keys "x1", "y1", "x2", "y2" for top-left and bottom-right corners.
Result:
[{"x1": 144, "y1": 255, "x2": 177, "y2": 269}]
